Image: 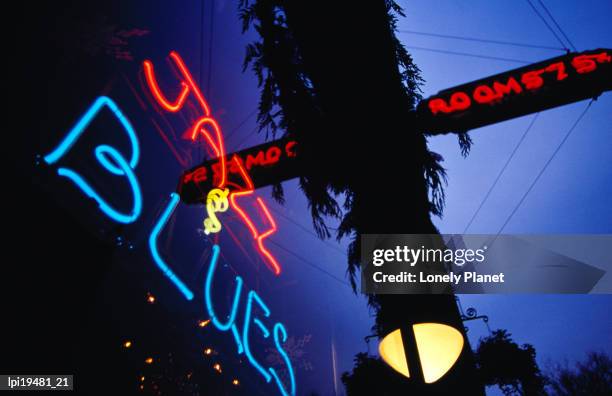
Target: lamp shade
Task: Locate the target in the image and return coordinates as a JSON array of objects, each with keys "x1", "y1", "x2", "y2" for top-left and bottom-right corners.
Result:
[
  {"x1": 379, "y1": 322, "x2": 464, "y2": 384},
  {"x1": 378, "y1": 328, "x2": 410, "y2": 378}
]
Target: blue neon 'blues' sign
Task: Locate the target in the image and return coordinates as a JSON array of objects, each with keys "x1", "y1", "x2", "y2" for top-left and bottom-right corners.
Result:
[{"x1": 43, "y1": 96, "x2": 296, "y2": 396}]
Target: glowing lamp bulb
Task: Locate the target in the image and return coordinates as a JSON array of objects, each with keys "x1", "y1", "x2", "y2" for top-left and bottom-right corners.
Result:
[
  {"x1": 123, "y1": 341, "x2": 132, "y2": 348},
  {"x1": 414, "y1": 322, "x2": 464, "y2": 383},
  {"x1": 213, "y1": 363, "x2": 222, "y2": 373},
  {"x1": 145, "y1": 357, "x2": 154, "y2": 364},
  {"x1": 140, "y1": 376, "x2": 145, "y2": 382},
  {"x1": 204, "y1": 347, "x2": 213, "y2": 356},
  {"x1": 146, "y1": 293, "x2": 155, "y2": 304},
  {"x1": 378, "y1": 329, "x2": 410, "y2": 378},
  {"x1": 198, "y1": 319, "x2": 211, "y2": 328},
  {"x1": 379, "y1": 323, "x2": 464, "y2": 384},
  {"x1": 232, "y1": 379, "x2": 239, "y2": 386}
]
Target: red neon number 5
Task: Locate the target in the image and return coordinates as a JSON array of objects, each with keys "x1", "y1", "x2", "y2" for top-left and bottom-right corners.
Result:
[{"x1": 571, "y1": 52, "x2": 612, "y2": 74}]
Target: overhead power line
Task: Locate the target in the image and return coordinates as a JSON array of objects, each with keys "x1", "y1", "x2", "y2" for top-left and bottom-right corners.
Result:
[
  {"x1": 234, "y1": 124, "x2": 260, "y2": 151},
  {"x1": 406, "y1": 45, "x2": 532, "y2": 64},
  {"x1": 225, "y1": 107, "x2": 258, "y2": 142},
  {"x1": 268, "y1": 205, "x2": 347, "y2": 255},
  {"x1": 536, "y1": 0, "x2": 577, "y2": 52},
  {"x1": 206, "y1": 0, "x2": 215, "y2": 98},
  {"x1": 399, "y1": 30, "x2": 565, "y2": 51},
  {"x1": 199, "y1": 0, "x2": 206, "y2": 164},
  {"x1": 199, "y1": 0, "x2": 205, "y2": 86},
  {"x1": 268, "y1": 240, "x2": 350, "y2": 287},
  {"x1": 525, "y1": 0, "x2": 570, "y2": 51},
  {"x1": 463, "y1": 113, "x2": 540, "y2": 233},
  {"x1": 497, "y1": 100, "x2": 594, "y2": 234}
]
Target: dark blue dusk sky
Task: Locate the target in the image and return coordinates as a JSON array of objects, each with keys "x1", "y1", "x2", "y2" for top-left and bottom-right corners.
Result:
[
  {"x1": 224, "y1": 1, "x2": 612, "y2": 394},
  {"x1": 210, "y1": 0, "x2": 612, "y2": 380},
  {"x1": 397, "y1": 0, "x2": 612, "y2": 368}
]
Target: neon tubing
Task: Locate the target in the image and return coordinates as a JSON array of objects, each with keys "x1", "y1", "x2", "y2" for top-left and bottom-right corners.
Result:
[
  {"x1": 169, "y1": 51, "x2": 212, "y2": 117},
  {"x1": 203, "y1": 188, "x2": 229, "y2": 235},
  {"x1": 56, "y1": 145, "x2": 142, "y2": 223},
  {"x1": 44, "y1": 96, "x2": 139, "y2": 174},
  {"x1": 269, "y1": 323, "x2": 297, "y2": 396},
  {"x1": 255, "y1": 197, "x2": 281, "y2": 276},
  {"x1": 231, "y1": 324, "x2": 245, "y2": 354},
  {"x1": 204, "y1": 245, "x2": 244, "y2": 332},
  {"x1": 253, "y1": 318, "x2": 270, "y2": 338},
  {"x1": 243, "y1": 290, "x2": 272, "y2": 382},
  {"x1": 148, "y1": 193, "x2": 194, "y2": 300},
  {"x1": 144, "y1": 52, "x2": 226, "y2": 188},
  {"x1": 191, "y1": 117, "x2": 227, "y2": 188},
  {"x1": 229, "y1": 157, "x2": 281, "y2": 275},
  {"x1": 143, "y1": 60, "x2": 190, "y2": 112}
]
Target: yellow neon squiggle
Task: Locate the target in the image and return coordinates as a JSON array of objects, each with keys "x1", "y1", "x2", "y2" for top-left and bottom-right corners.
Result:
[{"x1": 204, "y1": 188, "x2": 230, "y2": 235}]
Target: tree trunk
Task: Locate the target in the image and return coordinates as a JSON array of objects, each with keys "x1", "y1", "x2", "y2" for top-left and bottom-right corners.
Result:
[{"x1": 281, "y1": 1, "x2": 484, "y2": 394}]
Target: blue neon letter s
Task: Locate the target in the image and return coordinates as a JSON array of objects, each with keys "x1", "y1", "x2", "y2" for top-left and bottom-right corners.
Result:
[
  {"x1": 270, "y1": 323, "x2": 296, "y2": 396},
  {"x1": 43, "y1": 96, "x2": 142, "y2": 224}
]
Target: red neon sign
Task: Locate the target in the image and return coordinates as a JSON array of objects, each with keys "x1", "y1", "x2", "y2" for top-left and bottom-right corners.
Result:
[
  {"x1": 182, "y1": 139, "x2": 298, "y2": 187},
  {"x1": 427, "y1": 50, "x2": 610, "y2": 116},
  {"x1": 572, "y1": 52, "x2": 611, "y2": 74},
  {"x1": 143, "y1": 51, "x2": 226, "y2": 188},
  {"x1": 228, "y1": 156, "x2": 281, "y2": 275},
  {"x1": 143, "y1": 52, "x2": 282, "y2": 275},
  {"x1": 143, "y1": 60, "x2": 189, "y2": 112}
]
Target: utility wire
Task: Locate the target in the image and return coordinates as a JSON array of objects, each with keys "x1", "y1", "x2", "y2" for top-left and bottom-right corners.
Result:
[
  {"x1": 463, "y1": 113, "x2": 540, "y2": 233},
  {"x1": 399, "y1": 30, "x2": 565, "y2": 51},
  {"x1": 525, "y1": 0, "x2": 570, "y2": 51},
  {"x1": 225, "y1": 107, "x2": 258, "y2": 142},
  {"x1": 193, "y1": 108, "x2": 256, "y2": 163},
  {"x1": 234, "y1": 124, "x2": 260, "y2": 150},
  {"x1": 406, "y1": 45, "x2": 531, "y2": 64},
  {"x1": 268, "y1": 205, "x2": 347, "y2": 255},
  {"x1": 537, "y1": 0, "x2": 577, "y2": 51},
  {"x1": 198, "y1": 0, "x2": 206, "y2": 164},
  {"x1": 206, "y1": 0, "x2": 215, "y2": 98},
  {"x1": 268, "y1": 240, "x2": 350, "y2": 287},
  {"x1": 497, "y1": 100, "x2": 593, "y2": 234},
  {"x1": 199, "y1": 0, "x2": 205, "y2": 86}
]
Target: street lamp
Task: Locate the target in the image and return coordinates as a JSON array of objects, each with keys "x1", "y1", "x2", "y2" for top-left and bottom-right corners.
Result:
[{"x1": 379, "y1": 322, "x2": 464, "y2": 384}]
